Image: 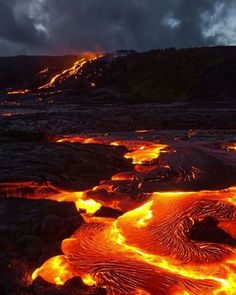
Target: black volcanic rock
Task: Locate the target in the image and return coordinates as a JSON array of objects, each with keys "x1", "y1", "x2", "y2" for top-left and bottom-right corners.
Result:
[
  {"x1": 0, "y1": 198, "x2": 82, "y2": 254},
  {"x1": 0, "y1": 198, "x2": 84, "y2": 295},
  {"x1": 189, "y1": 217, "x2": 236, "y2": 246},
  {"x1": 94, "y1": 206, "x2": 123, "y2": 218},
  {"x1": 0, "y1": 142, "x2": 131, "y2": 192}
]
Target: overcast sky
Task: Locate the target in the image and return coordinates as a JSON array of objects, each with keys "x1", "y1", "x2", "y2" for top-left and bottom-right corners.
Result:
[{"x1": 0, "y1": 0, "x2": 235, "y2": 56}]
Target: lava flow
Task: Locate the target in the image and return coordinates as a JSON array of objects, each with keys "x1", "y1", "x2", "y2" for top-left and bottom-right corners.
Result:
[
  {"x1": 1, "y1": 135, "x2": 236, "y2": 294},
  {"x1": 38, "y1": 53, "x2": 102, "y2": 90},
  {"x1": 56, "y1": 135, "x2": 168, "y2": 166},
  {"x1": 7, "y1": 89, "x2": 30, "y2": 95},
  {"x1": 3, "y1": 53, "x2": 101, "y2": 95},
  {"x1": 227, "y1": 143, "x2": 236, "y2": 152},
  {"x1": 32, "y1": 187, "x2": 236, "y2": 295}
]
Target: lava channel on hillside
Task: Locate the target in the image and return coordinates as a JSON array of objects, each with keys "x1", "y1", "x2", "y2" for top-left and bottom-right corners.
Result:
[
  {"x1": 5, "y1": 52, "x2": 104, "y2": 95},
  {"x1": 1, "y1": 134, "x2": 236, "y2": 295}
]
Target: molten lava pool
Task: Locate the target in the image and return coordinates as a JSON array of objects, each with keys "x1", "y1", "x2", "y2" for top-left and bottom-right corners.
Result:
[{"x1": 1, "y1": 133, "x2": 236, "y2": 295}]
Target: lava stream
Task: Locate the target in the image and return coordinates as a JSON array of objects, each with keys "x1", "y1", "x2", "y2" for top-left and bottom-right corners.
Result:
[
  {"x1": 7, "y1": 89, "x2": 30, "y2": 95},
  {"x1": 38, "y1": 53, "x2": 102, "y2": 90},
  {"x1": 227, "y1": 143, "x2": 236, "y2": 152},
  {"x1": 56, "y1": 135, "x2": 169, "y2": 165},
  {"x1": 1, "y1": 135, "x2": 236, "y2": 294},
  {"x1": 32, "y1": 188, "x2": 236, "y2": 295}
]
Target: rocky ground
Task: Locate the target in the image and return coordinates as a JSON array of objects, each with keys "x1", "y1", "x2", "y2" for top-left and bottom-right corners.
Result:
[{"x1": 1, "y1": 88, "x2": 236, "y2": 134}]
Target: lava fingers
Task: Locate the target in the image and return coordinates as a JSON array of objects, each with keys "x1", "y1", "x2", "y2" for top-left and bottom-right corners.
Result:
[
  {"x1": 33, "y1": 221, "x2": 220, "y2": 295},
  {"x1": 32, "y1": 188, "x2": 236, "y2": 294},
  {"x1": 117, "y1": 191, "x2": 236, "y2": 263}
]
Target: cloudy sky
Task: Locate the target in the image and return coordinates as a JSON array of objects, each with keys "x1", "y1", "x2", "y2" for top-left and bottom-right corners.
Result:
[{"x1": 0, "y1": 0, "x2": 235, "y2": 56}]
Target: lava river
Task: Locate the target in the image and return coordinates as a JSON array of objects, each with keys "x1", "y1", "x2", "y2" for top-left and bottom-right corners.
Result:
[
  {"x1": 2, "y1": 135, "x2": 236, "y2": 294},
  {"x1": 6, "y1": 52, "x2": 103, "y2": 94}
]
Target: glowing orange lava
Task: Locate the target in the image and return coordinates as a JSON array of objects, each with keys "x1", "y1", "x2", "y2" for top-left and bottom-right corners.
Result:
[
  {"x1": 123, "y1": 143, "x2": 168, "y2": 164},
  {"x1": 32, "y1": 187, "x2": 236, "y2": 294},
  {"x1": 1, "y1": 134, "x2": 236, "y2": 294},
  {"x1": 227, "y1": 143, "x2": 236, "y2": 151},
  {"x1": 7, "y1": 89, "x2": 30, "y2": 95},
  {"x1": 38, "y1": 53, "x2": 103, "y2": 90},
  {"x1": 56, "y1": 135, "x2": 169, "y2": 165},
  {"x1": 32, "y1": 256, "x2": 74, "y2": 285}
]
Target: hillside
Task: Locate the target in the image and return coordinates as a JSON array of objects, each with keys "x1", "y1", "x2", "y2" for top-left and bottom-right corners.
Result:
[
  {"x1": 0, "y1": 47, "x2": 236, "y2": 103},
  {"x1": 115, "y1": 46, "x2": 236, "y2": 102}
]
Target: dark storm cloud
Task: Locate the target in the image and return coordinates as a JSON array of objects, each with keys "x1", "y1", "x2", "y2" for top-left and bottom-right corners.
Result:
[
  {"x1": 0, "y1": 0, "x2": 235, "y2": 56},
  {"x1": 0, "y1": 0, "x2": 47, "y2": 55}
]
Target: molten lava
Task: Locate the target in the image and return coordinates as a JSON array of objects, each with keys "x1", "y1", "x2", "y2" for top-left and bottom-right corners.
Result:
[
  {"x1": 38, "y1": 53, "x2": 103, "y2": 90},
  {"x1": 7, "y1": 89, "x2": 30, "y2": 95},
  {"x1": 32, "y1": 187, "x2": 236, "y2": 295},
  {"x1": 227, "y1": 143, "x2": 236, "y2": 151},
  {"x1": 57, "y1": 135, "x2": 169, "y2": 165},
  {"x1": 1, "y1": 135, "x2": 236, "y2": 294}
]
